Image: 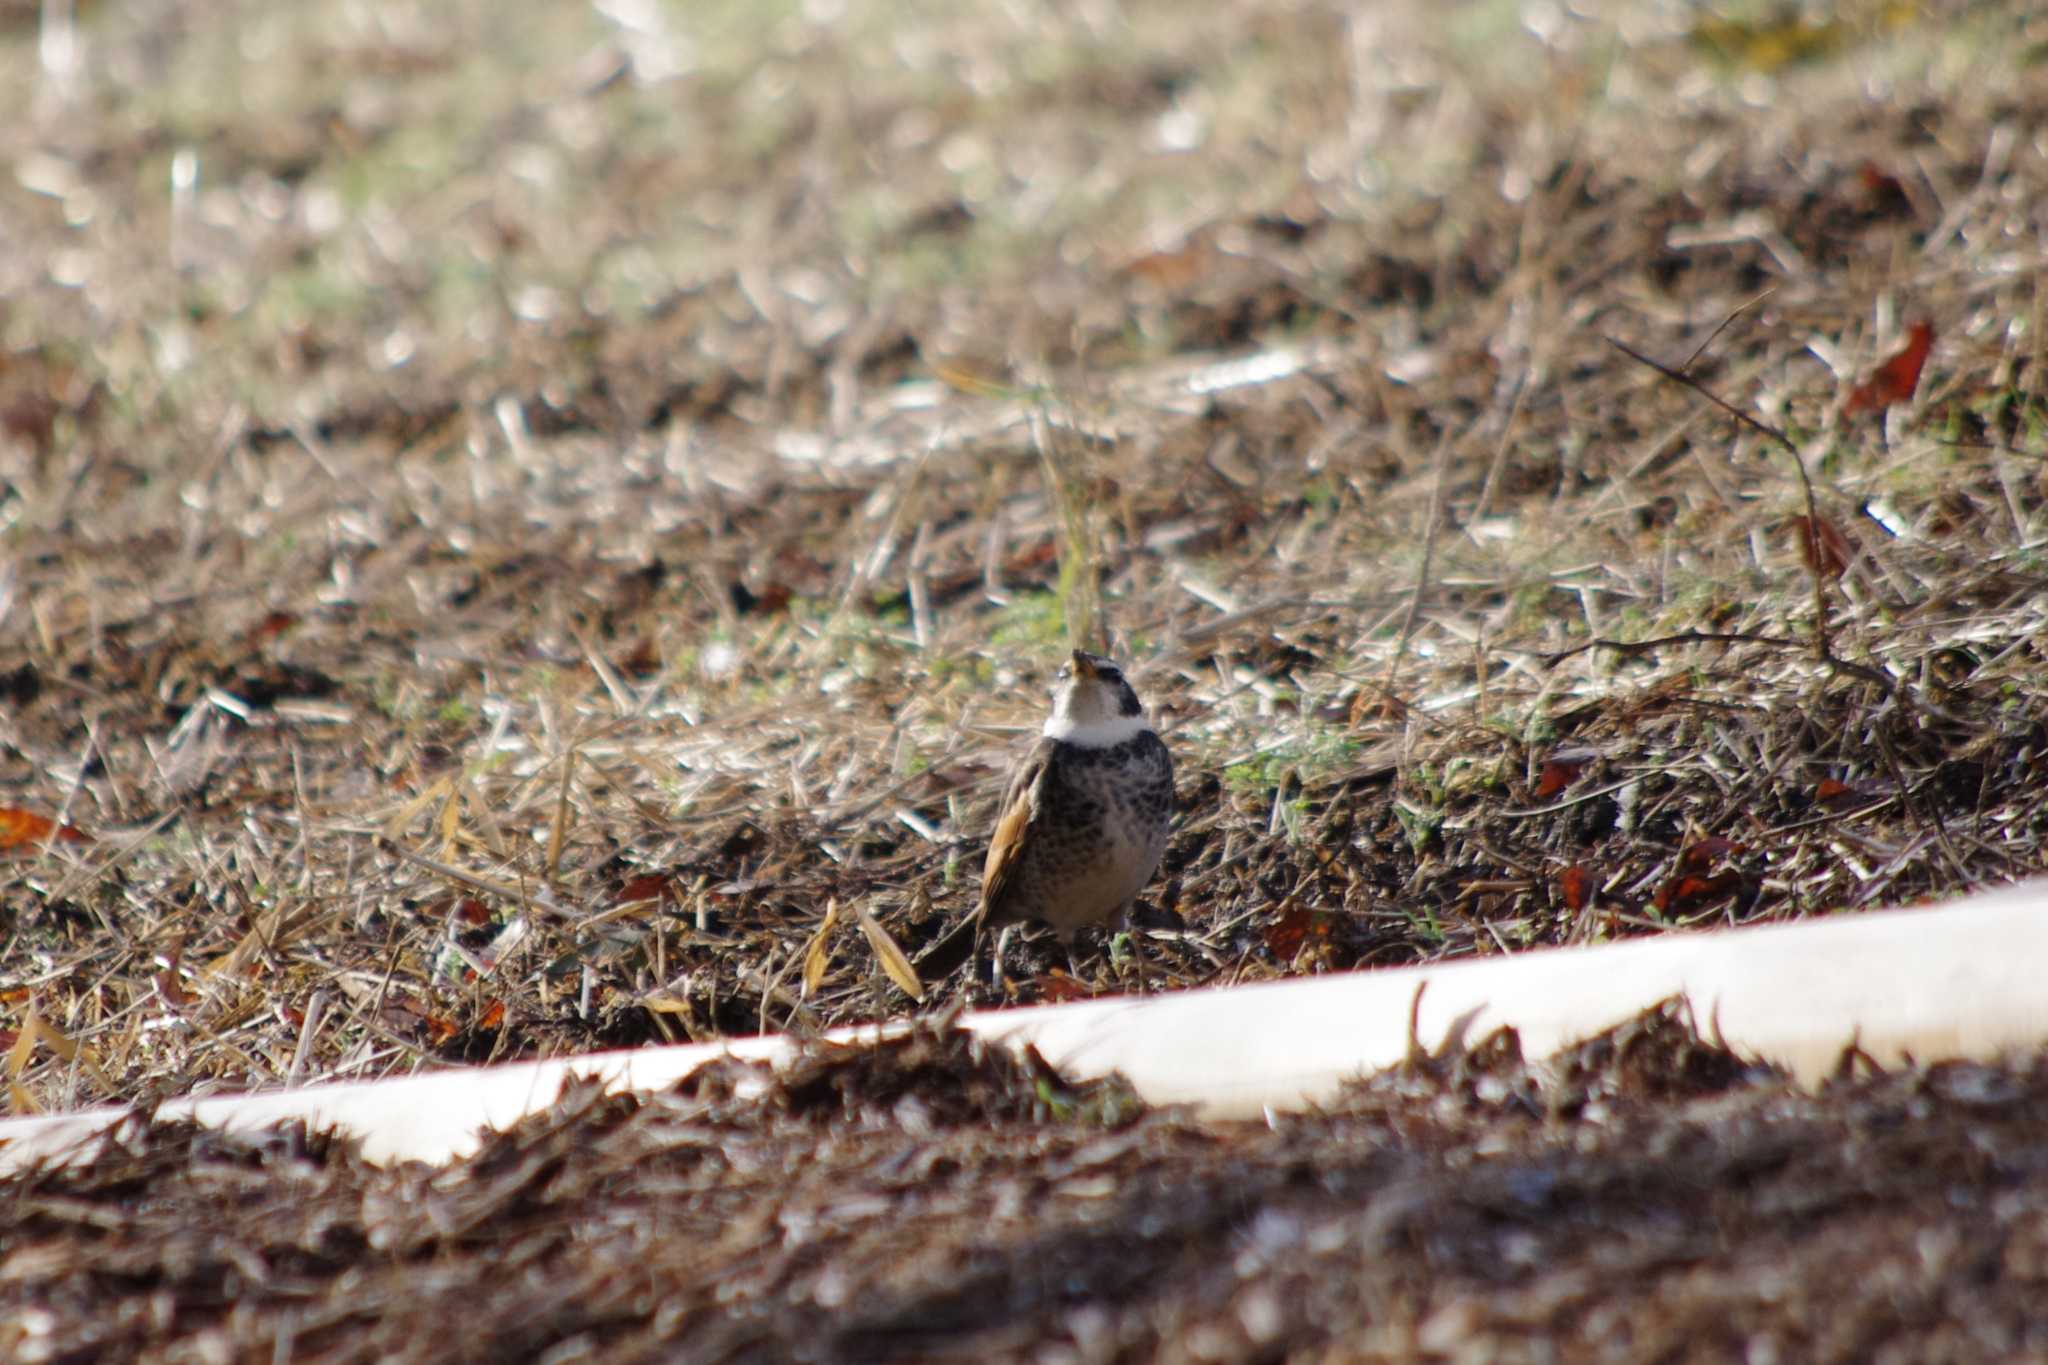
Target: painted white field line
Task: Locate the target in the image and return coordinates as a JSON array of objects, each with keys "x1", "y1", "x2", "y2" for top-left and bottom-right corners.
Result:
[{"x1": 4, "y1": 879, "x2": 2046, "y2": 1171}]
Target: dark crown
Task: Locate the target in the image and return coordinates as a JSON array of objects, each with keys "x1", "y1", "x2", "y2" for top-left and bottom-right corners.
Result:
[{"x1": 1057, "y1": 651, "x2": 1143, "y2": 717}]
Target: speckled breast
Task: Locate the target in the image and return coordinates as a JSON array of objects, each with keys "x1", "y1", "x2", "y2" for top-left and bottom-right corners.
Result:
[{"x1": 1018, "y1": 731, "x2": 1174, "y2": 935}]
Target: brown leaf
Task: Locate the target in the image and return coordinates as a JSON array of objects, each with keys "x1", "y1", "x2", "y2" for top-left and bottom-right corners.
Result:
[
  {"x1": 614, "y1": 874, "x2": 673, "y2": 908},
  {"x1": 618, "y1": 635, "x2": 662, "y2": 675},
  {"x1": 802, "y1": 898, "x2": 841, "y2": 999},
  {"x1": 0, "y1": 807, "x2": 90, "y2": 851},
  {"x1": 6, "y1": 1003, "x2": 105, "y2": 1091},
  {"x1": 1558, "y1": 864, "x2": 1594, "y2": 911},
  {"x1": 7, "y1": 1009, "x2": 41, "y2": 1081},
  {"x1": 476, "y1": 998, "x2": 506, "y2": 1031},
  {"x1": 730, "y1": 581, "x2": 793, "y2": 617},
  {"x1": 1793, "y1": 515, "x2": 1851, "y2": 580},
  {"x1": 1534, "y1": 756, "x2": 1590, "y2": 799},
  {"x1": 1037, "y1": 971, "x2": 1094, "y2": 1002},
  {"x1": 1678, "y1": 836, "x2": 1747, "y2": 872},
  {"x1": 1815, "y1": 777, "x2": 1883, "y2": 809},
  {"x1": 856, "y1": 907, "x2": 924, "y2": 1003},
  {"x1": 1845, "y1": 320, "x2": 1933, "y2": 415},
  {"x1": 1656, "y1": 870, "x2": 1742, "y2": 913},
  {"x1": 246, "y1": 610, "x2": 299, "y2": 643},
  {"x1": 1263, "y1": 904, "x2": 1328, "y2": 957},
  {"x1": 1121, "y1": 244, "x2": 1214, "y2": 290},
  {"x1": 154, "y1": 970, "x2": 191, "y2": 1009}
]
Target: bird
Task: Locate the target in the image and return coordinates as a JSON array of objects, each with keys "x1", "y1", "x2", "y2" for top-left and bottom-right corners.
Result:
[{"x1": 922, "y1": 650, "x2": 1174, "y2": 985}]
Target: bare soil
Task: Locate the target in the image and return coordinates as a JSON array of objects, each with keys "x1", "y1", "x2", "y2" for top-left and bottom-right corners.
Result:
[{"x1": 3, "y1": 0, "x2": 2047, "y2": 1356}]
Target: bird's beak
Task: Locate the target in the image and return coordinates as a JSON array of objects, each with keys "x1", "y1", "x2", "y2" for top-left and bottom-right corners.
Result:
[{"x1": 1069, "y1": 650, "x2": 1097, "y2": 679}]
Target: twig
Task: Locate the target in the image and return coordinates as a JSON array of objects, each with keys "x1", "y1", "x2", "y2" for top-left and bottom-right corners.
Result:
[
  {"x1": 1605, "y1": 334, "x2": 1836, "y2": 662},
  {"x1": 1680, "y1": 287, "x2": 1776, "y2": 373},
  {"x1": 1382, "y1": 423, "x2": 1454, "y2": 708},
  {"x1": 1541, "y1": 630, "x2": 1802, "y2": 663},
  {"x1": 1543, "y1": 629, "x2": 1896, "y2": 691}
]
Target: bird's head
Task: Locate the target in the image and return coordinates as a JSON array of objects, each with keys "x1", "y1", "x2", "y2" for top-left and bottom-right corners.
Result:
[{"x1": 1044, "y1": 650, "x2": 1149, "y2": 743}]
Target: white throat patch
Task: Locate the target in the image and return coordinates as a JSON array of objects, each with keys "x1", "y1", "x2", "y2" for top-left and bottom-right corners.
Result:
[{"x1": 1042, "y1": 712, "x2": 1153, "y2": 747}]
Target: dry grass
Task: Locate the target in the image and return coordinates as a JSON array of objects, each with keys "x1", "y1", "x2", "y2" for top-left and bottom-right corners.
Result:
[{"x1": 3, "y1": 0, "x2": 2047, "y2": 1115}]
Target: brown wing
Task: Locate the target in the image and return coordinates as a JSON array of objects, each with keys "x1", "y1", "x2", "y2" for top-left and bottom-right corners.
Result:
[
  {"x1": 913, "y1": 741, "x2": 1059, "y2": 980},
  {"x1": 978, "y1": 738, "x2": 1056, "y2": 926}
]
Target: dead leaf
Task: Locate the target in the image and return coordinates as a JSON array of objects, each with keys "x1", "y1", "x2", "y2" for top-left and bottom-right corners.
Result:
[
  {"x1": 1655, "y1": 871, "x2": 1743, "y2": 913},
  {"x1": 1678, "y1": 837, "x2": 1747, "y2": 872},
  {"x1": 856, "y1": 906, "x2": 924, "y2": 1003},
  {"x1": 0, "y1": 807, "x2": 90, "y2": 850},
  {"x1": 615, "y1": 874, "x2": 673, "y2": 907},
  {"x1": 1263, "y1": 904, "x2": 1327, "y2": 957},
  {"x1": 618, "y1": 635, "x2": 662, "y2": 675},
  {"x1": 1534, "y1": 756, "x2": 1590, "y2": 800},
  {"x1": 422, "y1": 1010, "x2": 459, "y2": 1046},
  {"x1": 1037, "y1": 971, "x2": 1095, "y2": 1002},
  {"x1": 1121, "y1": 243, "x2": 1214, "y2": 290},
  {"x1": 154, "y1": 969, "x2": 190, "y2": 1009},
  {"x1": 1558, "y1": 864, "x2": 1594, "y2": 911},
  {"x1": 6, "y1": 1011, "x2": 41, "y2": 1113},
  {"x1": 1845, "y1": 320, "x2": 1933, "y2": 415},
  {"x1": 1816, "y1": 777, "x2": 1884, "y2": 809},
  {"x1": 1793, "y1": 515, "x2": 1851, "y2": 580},
  {"x1": 437, "y1": 784, "x2": 462, "y2": 855},
  {"x1": 246, "y1": 610, "x2": 299, "y2": 643},
  {"x1": 5, "y1": 1003, "x2": 109, "y2": 1094},
  {"x1": 802, "y1": 898, "x2": 841, "y2": 999},
  {"x1": 729, "y1": 582, "x2": 793, "y2": 616}
]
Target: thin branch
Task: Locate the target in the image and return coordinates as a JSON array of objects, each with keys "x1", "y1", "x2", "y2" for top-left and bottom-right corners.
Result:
[
  {"x1": 1383, "y1": 423, "x2": 1455, "y2": 708},
  {"x1": 1680, "y1": 287, "x2": 1776, "y2": 374},
  {"x1": 1605, "y1": 333, "x2": 1835, "y2": 662},
  {"x1": 1542, "y1": 630, "x2": 1896, "y2": 691},
  {"x1": 1540, "y1": 630, "x2": 1803, "y2": 664}
]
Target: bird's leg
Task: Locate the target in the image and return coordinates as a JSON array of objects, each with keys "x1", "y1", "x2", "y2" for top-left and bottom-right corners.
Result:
[
  {"x1": 992, "y1": 923, "x2": 1016, "y2": 990},
  {"x1": 1120, "y1": 906, "x2": 1151, "y2": 995}
]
